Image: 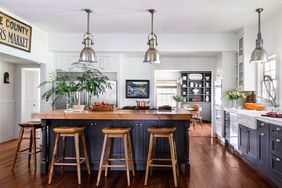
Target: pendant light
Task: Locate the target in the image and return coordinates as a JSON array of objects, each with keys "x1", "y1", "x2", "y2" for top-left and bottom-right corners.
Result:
[
  {"x1": 250, "y1": 8, "x2": 268, "y2": 63},
  {"x1": 79, "y1": 9, "x2": 97, "y2": 63},
  {"x1": 143, "y1": 9, "x2": 160, "y2": 64}
]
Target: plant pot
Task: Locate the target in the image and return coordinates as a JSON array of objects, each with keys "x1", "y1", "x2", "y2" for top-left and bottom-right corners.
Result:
[
  {"x1": 73, "y1": 105, "x2": 85, "y2": 112},
  {"x1": 231, "y1": 100, "x2": 238, "y2": 109}
]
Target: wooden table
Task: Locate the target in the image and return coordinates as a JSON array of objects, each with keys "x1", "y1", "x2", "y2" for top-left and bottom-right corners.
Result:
[{"x1": 32, "y1": 109, "x2": 192, "y2": 175}]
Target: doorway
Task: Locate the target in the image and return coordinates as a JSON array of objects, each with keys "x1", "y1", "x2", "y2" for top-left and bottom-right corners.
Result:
[{"x1": 21, "y1": 68, "x2": 40, "y2": 122}]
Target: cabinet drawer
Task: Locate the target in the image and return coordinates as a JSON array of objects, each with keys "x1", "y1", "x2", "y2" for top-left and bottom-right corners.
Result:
[
  {"x1": 270, "y1": 124, "x2": 282, "y2": 137},
  {"x1": 270, "y1": 154, "x2": 282, "y2": 179},
  {"x1": 257, "y1": 120, "x2": 268, "y2": 130},
  {"x1": 224, "y1": 111, "x2": 230, "y2": 121},
  {"x1": 271, "y1": 135, "x2": 282, "y2": 157}
]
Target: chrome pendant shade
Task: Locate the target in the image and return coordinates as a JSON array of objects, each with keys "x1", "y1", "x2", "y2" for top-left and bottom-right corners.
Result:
[
  {"x1": 143, "y1": 9, "x2": 160, "y2": 64},
  {"x1": 250, "y1": 8, "x2": 268, "y2": 63},
  {"x1": 79, "y1": 9, "x2": 97, "y2": 63}
]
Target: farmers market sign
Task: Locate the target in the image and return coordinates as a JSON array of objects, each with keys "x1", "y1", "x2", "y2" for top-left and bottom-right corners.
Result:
[{"x1": 0, "y1": 11, "x2": 32, "y2": 52}]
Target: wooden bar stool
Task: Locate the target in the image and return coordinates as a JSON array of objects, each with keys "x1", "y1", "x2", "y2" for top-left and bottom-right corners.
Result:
[
  {"x1": 144, "y1": 127, "x2": 179, "y2": 187},
  {"x1": 48, "y1": 127, "x2": 91, "y2": 185},
  {"x1": 11, "y1": 121, "x2": 42, "y2": 171},
  {"x1": 96, "y1": 127, "x2": 135, "y2": 186}
]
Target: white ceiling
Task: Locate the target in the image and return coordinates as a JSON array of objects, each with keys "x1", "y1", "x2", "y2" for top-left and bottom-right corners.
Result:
[{"x1": 1, "y1": 0, "x2": 282, "y2": 34}]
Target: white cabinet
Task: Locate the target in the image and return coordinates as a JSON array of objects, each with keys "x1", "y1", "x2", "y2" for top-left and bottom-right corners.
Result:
[
  {"x1": 54, "y1": 53, "x2": 120, "y2": 73},
  {"x1": 236, "y1": 27, "x2": 257, "y2": 91}
]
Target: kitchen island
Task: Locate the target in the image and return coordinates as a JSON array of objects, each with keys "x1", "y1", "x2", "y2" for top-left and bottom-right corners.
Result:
[{"x1": 32, "y1": 109, "x2": 192, "y2": 175}]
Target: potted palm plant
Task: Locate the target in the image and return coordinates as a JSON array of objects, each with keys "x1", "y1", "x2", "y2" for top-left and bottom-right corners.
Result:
[
  {"x1": 39, "y1": 70, "x2": 79, "y2": 110},
  {"x1": 40, "y1": 62, "x2": 111, "y2": 110}
]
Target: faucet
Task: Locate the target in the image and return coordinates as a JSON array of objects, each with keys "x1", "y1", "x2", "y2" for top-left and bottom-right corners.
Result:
[{"x1": 256, "y1": 75, "x2": 279, "y2": 111}]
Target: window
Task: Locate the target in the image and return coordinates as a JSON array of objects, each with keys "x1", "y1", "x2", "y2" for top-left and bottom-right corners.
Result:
[
  {"x1": 156, "y1": 80, "x2": 177, "y2": 107},
  {"x1": 259, "y1": 54, "x2": 278, "y2": 100}
]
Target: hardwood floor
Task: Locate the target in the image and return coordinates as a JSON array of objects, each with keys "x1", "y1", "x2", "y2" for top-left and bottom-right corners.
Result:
[
  {"x1": 0, "y1": 134, "x2": 277, "y2": 188},
  {"x1": 190, "y1": 122, "x2": 211, "y2": 137}
]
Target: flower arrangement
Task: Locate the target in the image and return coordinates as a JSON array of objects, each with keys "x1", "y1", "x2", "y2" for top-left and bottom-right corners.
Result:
[
  {"x1": 225, "y1": 88, "x2": 245, "y2": 101},
  {"x1": 173, "y1": 95, "x2": 186, "y2": 103}
]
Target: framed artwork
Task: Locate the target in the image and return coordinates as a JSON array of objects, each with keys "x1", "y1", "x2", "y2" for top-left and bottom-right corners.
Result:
[{"x1": 126, "y1": 80, "x2": 150, "y2": 98}]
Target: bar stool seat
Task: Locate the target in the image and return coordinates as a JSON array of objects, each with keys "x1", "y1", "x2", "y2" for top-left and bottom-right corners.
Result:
[
  {"x1": 148, "y1": 127, "x2": 176, "y2": 134},
  {"x1": 145, "y1": 127, "x2": 179, "y2": 187},
  {"x1": 11, "y1": 121, "x2": 42, "y2": 171},
  {"x1": 102, "y1": 127, "x2": 131, "y2": 134},
  {"x1": 53, "y1": 127, "x2": 85, "y2": 134},
  {"x1": 48, "y1": 126, "x2": 91, "y2": 185},
  {"x1": 96, "y1": 127, "x2": 135, "y2": 186}
]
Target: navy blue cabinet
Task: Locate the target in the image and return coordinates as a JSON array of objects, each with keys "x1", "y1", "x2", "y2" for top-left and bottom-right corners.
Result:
[
  {"x1": 238, "y1": 124, "x2": 257, "y2": 163},
  {"x1": 239, "y1": 124, "x2": 248, "y2": 154},
  {"x1": 224, "y1": 111, "x2": 230, "y2": 142},
  {"x1": 238, "y1": 121, "x2": 282, "y2": 187},
  {"x1": 256, "y1": 121, "x2": 269, "y2": 169}
]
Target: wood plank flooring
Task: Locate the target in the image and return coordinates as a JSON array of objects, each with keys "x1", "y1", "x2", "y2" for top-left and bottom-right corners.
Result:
[{"x1": 0, "y1": 129, "x2": 277, "y2": 188}]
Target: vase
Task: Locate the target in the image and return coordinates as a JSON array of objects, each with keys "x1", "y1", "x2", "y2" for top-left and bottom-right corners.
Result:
[
  {"x1": 231, "y1": 100, "x2": 238, "y2": 109},
  {"x1": 66, "y1": 92, "x2": 78, "y2": 110},
  {"x1": 176, "y1": 102, "x2": 181, "y2": 111}
]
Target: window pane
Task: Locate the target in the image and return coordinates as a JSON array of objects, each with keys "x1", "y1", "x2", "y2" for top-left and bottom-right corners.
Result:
[
  {"x1": 264, "y1": 63, "x2": 270, "y2": 72},
  {"x1": 270, "y1": 60, "x2": 276, "y2": 70},
  {"x1": 270, "y1": 70, "x2": 276, "y2": 79}
]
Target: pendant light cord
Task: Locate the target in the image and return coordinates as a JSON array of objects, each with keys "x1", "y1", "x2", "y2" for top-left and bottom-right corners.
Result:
[
  {"x1": 86, "y1": 9, "x2": 91, "y2": 34},
  {"x1": 256, "y1": 8, "x2": 263, "y2": 40},
  {"x1": 151, "y1": 10, "x2": 154, "y2": 34}
]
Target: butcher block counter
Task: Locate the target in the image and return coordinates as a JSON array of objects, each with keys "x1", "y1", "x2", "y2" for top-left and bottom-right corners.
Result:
[{"x1": 32, "y1": 109, "x2": 192, "y2": 175}]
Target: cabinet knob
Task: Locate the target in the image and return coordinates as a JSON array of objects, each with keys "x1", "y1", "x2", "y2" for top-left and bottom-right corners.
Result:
[
  {"x1": 139, "y1": 123, "x2": 143, "y2": 126},
  {"x1": 277, "y1": 127, "x2": 281, "y2": 131},
  {"x1": 135, "y1": 123, "x2": 139, "y2": 126},
  {"x1": 261, "y1": 123, "x2": 264, "y2": 126},
  {"x1": 260, "y1": 133, "x2": 265, "y2": 136},
  {"x1": 276, "y1": 139, "x2": 281, "y2": 143},
  {"x1": 276, "y1": 157, "x2": 281, "y2": 162}
]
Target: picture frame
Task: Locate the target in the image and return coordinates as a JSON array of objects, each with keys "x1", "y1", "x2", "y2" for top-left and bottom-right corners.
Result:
[{"x1": 126, "y1": 80, "x2": 150, "y2": 98}]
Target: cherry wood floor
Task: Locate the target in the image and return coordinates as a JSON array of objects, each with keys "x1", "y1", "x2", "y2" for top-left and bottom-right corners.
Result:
[{"x1": 0, "y1": 131, "x2": 277, "y2": 188}]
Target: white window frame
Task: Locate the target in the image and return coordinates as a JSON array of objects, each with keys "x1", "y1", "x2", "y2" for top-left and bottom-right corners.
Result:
[{"x1": 257, "y1": 54, "x2": 279, "y2": 102}]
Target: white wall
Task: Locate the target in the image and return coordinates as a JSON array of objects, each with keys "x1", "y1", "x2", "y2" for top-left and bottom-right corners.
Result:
[
  {"x1": 49, "y1": 33, "x2": 237, "y2": 53},
  {"x1": 0, "y1": 61, "x2": 15, "y2": 142},
  {"x1": 120, "y1": 55, "x2": 154, "y2": 106},
  {"x1": 119, "y1": 55, "x2": 218, "y2": 107},
  {"x1": 0, "y1": 8, "x2": 53, "y2": 65}
]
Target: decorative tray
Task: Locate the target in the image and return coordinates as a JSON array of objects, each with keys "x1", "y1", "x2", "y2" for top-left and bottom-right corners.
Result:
[
  {"x1": 89, "y1": 104, "x2": 115, "y2": 111},
  {"x1": 261, "y1": 114, "x2": 282, "y2": 118}
]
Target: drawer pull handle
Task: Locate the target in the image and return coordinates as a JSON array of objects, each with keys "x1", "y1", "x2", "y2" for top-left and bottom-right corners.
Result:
[
  {"x1": 135, "y1": 123, "x2": 139, "y2": 126},
  {"x1": 276, "y1": 139, "x2": 281, "y2": 142},
  {"x1": 260, "y1": 133, "x2": 264, "y2": 136},
  {"x1": 140, "y1": 124, "x2": 143, "y2": 126},
  {"x1": 276, "y1": 157, "x2": 281, "y2": 162},
  {"x1": 277, "y1": 128, "x2": 281, "y2": 131}
]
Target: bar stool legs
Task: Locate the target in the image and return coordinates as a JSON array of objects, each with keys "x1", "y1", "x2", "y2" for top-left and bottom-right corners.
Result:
[
  {"x1": 48, "y1": 127, "x2": 91, "y2": 185},
  {"x1": 12, "y1": 122, "x2": 42, "y2": 171},
  {"x1": 11, "y1": 128, "x2": 24, "y2": 171},
  {"x1": 96, "y1": 128, "x2": 135, "y2": 187},
  {"x1": 144, "y1": 128, "x2": 179, "y2": 187},
  {"x1": 48, "y1": 134, "x2": 60, "y2": 184}
]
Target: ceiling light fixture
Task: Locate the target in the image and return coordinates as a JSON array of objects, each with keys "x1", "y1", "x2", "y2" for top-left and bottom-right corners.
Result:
[
  {"x1": 79, "y1": 9, "x2": 97, "y2": 63},
  {"x1": 143, "y1": 9, "x2": 160, "y2": 64},
  {"x1": 250, "y1": 8, "x2": 268, "y2": 63}
]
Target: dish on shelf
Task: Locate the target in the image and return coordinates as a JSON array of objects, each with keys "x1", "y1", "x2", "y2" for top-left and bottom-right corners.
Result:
[
  {"x1": 188, "y1": 74, "x2": 203, "y2": 80},
  {"x1": 192, "y1": 88, "x2": 200, "y2": 94},
  {"x1": 205, "y1": 76, "x2": 210, "y2": 80}
]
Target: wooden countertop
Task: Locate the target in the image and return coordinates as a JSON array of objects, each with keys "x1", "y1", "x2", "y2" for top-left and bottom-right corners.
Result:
[{"x1": 32, "y1": 109, "x2": 192, "y2": 120}]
